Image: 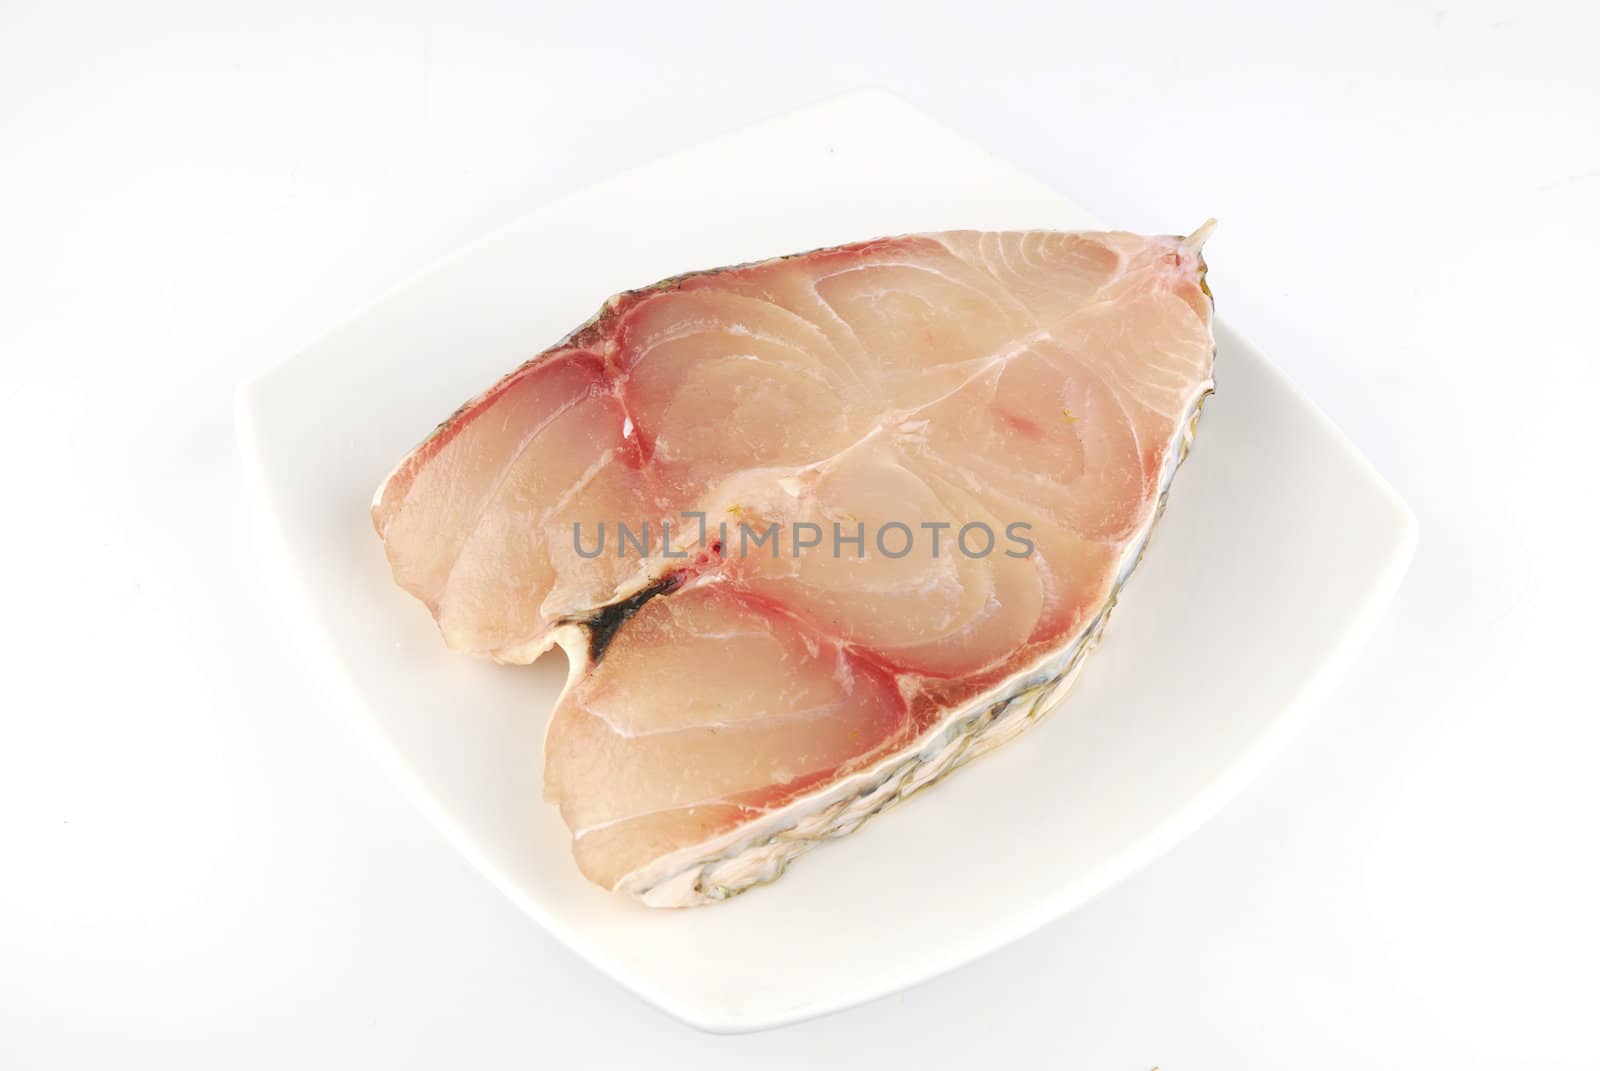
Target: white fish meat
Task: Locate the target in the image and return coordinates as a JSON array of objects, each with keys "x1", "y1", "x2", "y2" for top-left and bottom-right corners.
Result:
[{"x1": 373, "y1": 226, "x2": 1216, "y2": 906}]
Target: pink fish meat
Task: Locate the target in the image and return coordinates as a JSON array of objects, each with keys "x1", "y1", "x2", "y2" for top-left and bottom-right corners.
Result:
[{"x1": 373, "y1": 226, "x2": 1216, "y2": 905}]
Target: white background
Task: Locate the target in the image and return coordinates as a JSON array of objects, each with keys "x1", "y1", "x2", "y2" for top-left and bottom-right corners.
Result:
[{"x1": 2, "y1": 1, "x2": 1596, "y2": 1067}]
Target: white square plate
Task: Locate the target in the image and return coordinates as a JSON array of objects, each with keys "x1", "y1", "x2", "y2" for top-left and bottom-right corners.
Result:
[{"x1": 236, "y1": 90, "x2": 1416, "y2": 1033}]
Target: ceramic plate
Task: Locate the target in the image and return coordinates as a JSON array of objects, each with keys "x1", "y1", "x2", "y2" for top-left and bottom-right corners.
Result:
[{"x1": 236, "y1": 90, "x2": 1417, "y2": 1033}]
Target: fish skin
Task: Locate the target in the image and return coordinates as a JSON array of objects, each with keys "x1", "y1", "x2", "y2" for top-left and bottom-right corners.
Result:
[{"x1": 373, "y1": 227, "x2": 1216, "y2": 905}]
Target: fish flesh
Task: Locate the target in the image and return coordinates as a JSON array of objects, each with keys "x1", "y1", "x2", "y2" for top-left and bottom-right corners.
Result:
[{"x1": 372, "y1": 226, "x2": 1216, "y2": 906}]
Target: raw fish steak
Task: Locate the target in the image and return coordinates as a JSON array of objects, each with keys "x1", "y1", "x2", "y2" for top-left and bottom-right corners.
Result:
[{"x1": 373, "y1": 226, "x2": 1216, "y2": 906}]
